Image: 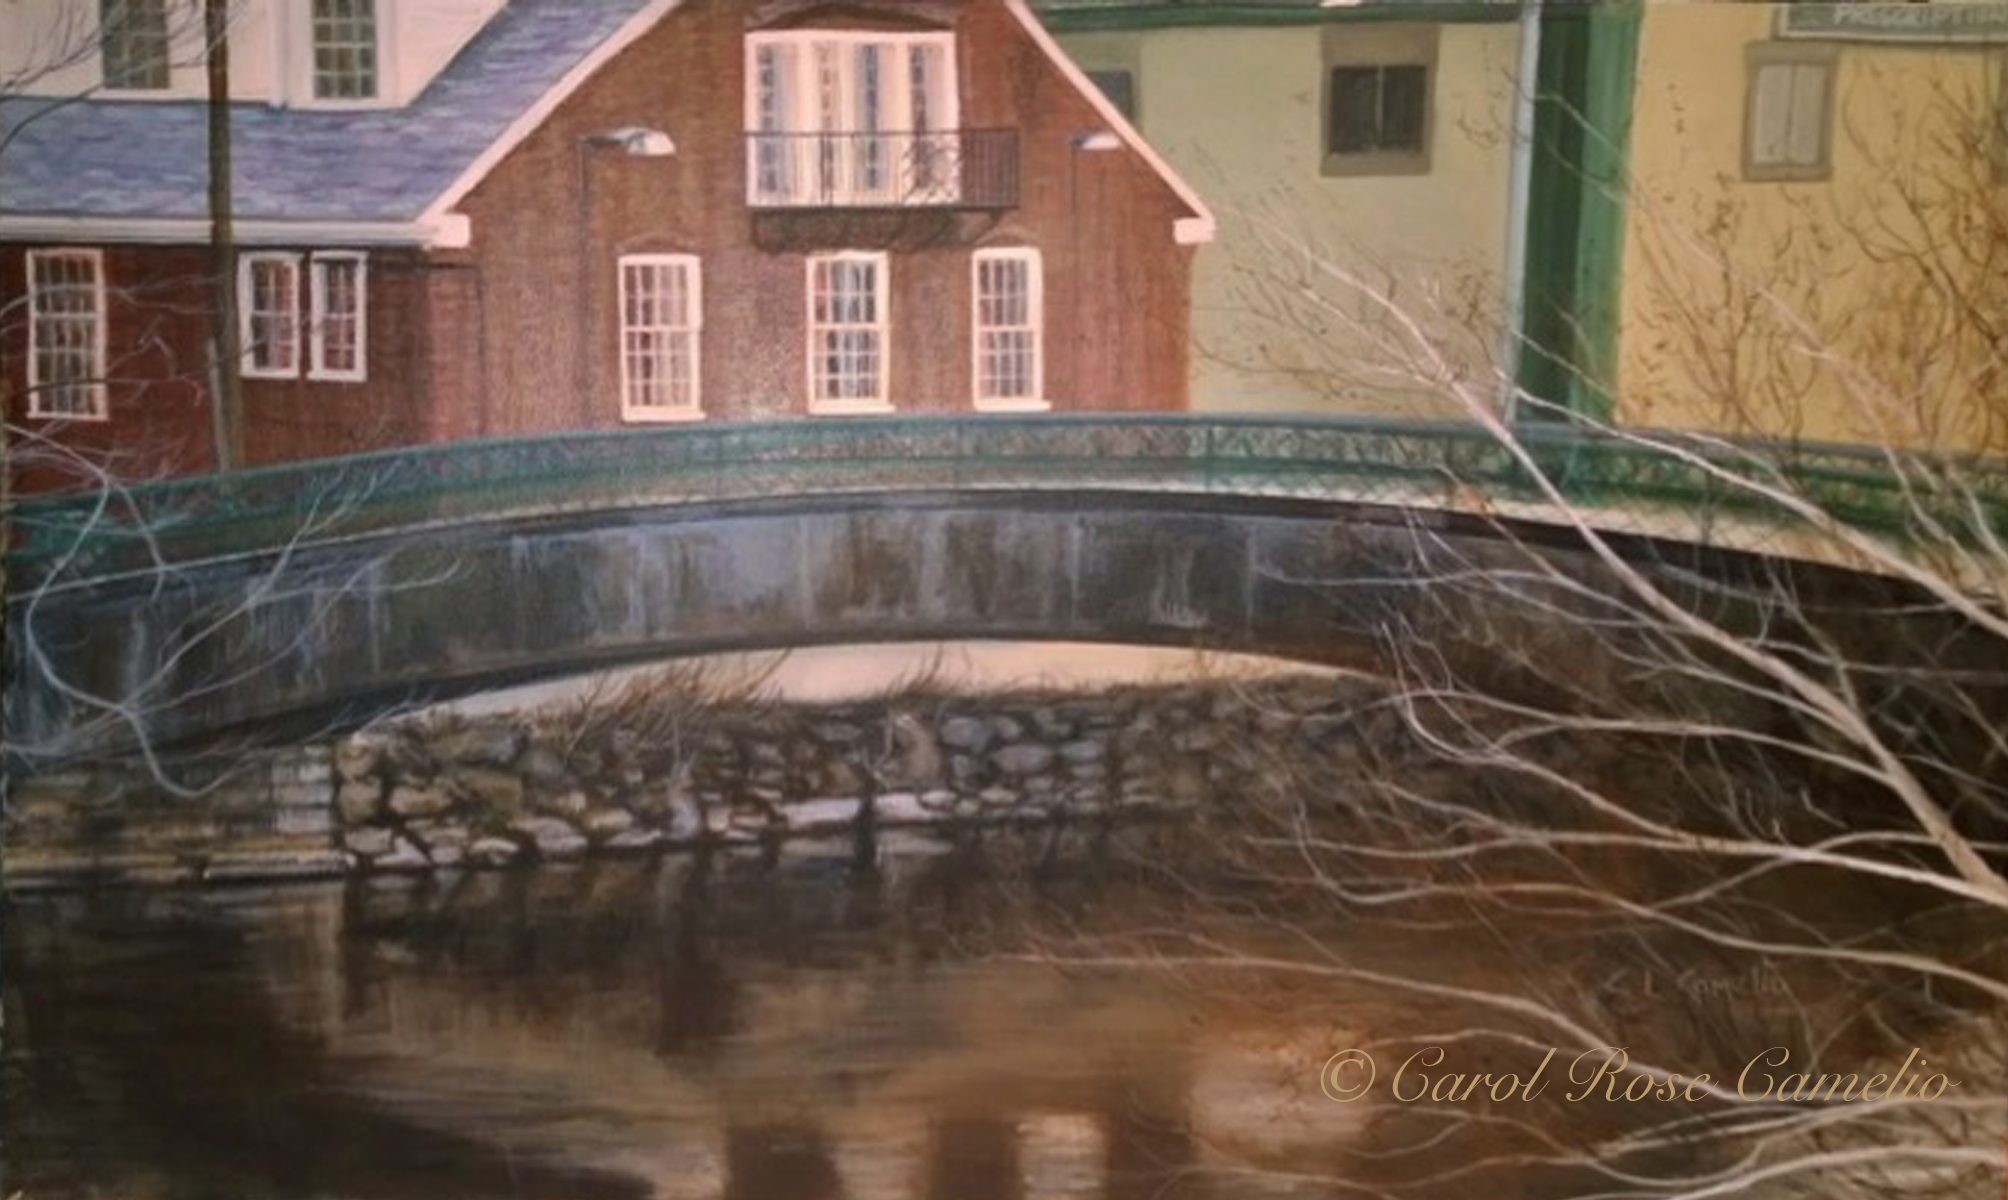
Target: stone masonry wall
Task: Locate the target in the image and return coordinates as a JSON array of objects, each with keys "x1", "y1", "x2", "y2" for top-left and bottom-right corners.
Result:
[{"x1": 5, "y1": 674, "x2": 1389, "y2": 889}]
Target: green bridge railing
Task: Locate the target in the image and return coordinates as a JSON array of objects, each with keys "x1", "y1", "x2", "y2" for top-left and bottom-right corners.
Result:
[{"x1": 8, "y1": 415, "x2": 2007, "y2": 587}]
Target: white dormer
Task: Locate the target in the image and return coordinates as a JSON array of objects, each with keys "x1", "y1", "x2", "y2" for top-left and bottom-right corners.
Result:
[{"x1": 2, "y1": 0, "x2": 502, "y2": 108}]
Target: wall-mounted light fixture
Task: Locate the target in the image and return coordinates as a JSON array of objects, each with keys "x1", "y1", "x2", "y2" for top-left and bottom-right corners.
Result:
[
  {"x1": 1069, "y1": 130, "x2": 1123, "y2": 152},
  {"x1": 583, "y1": 125, "x2": 678, "y2": 158}
]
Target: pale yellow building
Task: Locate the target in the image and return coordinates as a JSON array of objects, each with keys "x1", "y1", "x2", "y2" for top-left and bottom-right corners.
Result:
[{"x1": 1617, "y1": 1, "x2": 2008, "y2": 455}]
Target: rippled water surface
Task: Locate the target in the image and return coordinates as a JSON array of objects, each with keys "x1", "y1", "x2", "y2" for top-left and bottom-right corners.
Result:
[
  {"x1": 14, "y1": 823, "x2": 1977, "y2": 1200},
  {"x1": 5, "y1": 832, "x2": 1407, "y2": 1200}
]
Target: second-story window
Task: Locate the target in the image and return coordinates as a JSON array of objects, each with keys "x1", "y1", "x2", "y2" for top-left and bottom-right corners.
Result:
[
  {"x1": 1330, "y1": 65, "x2": 1426, "y2": 155},
  {"x1": 808, "y1": 252, "x2": 889, "y2": 412},
  {"x1": 747, "y1": 32, "x2": 958, "y2": 206},
  {"x1": 101, "y1": 0, "x2": 171, "y2": 90},
  {"x1": 1322, "y1": 25, "x2": 1436, "y2": 177},
  {"x1": 1744, "y1": 44, "x2": 1835, "y2": 181},
  {"x1": 312, "y1": 0, "x2": 379, "y2": 100}
]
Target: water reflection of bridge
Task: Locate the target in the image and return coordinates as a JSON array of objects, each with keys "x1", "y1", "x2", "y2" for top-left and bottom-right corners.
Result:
[
  {"x1": 5, "y1": 841, "x2": 1357, "y2": 1199},
  {"x1": 304, "y1": 849, "x2": 1284, "y2": 1200}
]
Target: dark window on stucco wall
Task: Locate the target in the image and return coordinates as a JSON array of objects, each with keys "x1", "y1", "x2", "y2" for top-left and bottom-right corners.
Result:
[
  {"x1": 1086, "y1": 68, "x2": 1138, "y2": 121},
  {"x1": 1322, "y1": 23, "x2": 1436, "y2": 177},
  {"x1": 1329, "y1": 65, "x2": 1426, "y2": 155}
]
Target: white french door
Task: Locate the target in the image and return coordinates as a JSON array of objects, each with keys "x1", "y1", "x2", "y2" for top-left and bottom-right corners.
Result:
[{"x1": 747, "y1": 32, "x2": 958, "y2": 206}]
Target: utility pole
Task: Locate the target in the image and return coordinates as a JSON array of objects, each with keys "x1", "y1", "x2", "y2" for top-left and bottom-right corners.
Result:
[{"x1": 206, "y1": 0, "x2": 244, "y2": 470}]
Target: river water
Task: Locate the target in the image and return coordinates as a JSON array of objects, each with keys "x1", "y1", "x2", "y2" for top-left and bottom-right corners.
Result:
[
  {"x1": 7, "y1": 822, "x2": 1998, "y2": 1200},
  {"x1": 4, "y1": 829, "x2": 1393, "y2": 1200},
  {"x1": 7, "y1": 644, "x2": 1996, "y2": 1198}
]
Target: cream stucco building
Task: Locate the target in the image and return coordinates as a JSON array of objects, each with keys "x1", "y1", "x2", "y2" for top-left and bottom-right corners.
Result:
[{"x1": 1046, "y1": 1, "x2": 1528, "y2": 418}]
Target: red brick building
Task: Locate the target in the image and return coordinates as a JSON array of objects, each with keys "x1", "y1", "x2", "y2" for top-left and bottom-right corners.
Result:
[{"x1": 1, "y1": 0, "x2": 1212, "y2": 491}]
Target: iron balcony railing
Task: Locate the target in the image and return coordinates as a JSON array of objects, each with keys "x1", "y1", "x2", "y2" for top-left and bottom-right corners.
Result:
[
  {"x1": 746, "y1": 129, "x2": 1020, "y2": 210},
  {"x1": 9, "y1": 415, "x2": 2008, "y2": 588}
]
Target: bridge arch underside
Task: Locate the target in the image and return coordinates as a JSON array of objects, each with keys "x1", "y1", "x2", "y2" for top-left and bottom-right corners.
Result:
[{"x1": 3, "y1": 491, "x2": 1944, "y2": 761}]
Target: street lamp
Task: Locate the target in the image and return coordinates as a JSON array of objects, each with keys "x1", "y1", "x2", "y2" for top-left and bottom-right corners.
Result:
[{"x1": 575, "y1": 126, "x2": 676, "y2": 410}]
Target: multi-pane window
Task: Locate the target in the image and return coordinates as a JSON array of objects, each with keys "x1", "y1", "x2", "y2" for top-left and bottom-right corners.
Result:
[
  {"x1": 1746, "y1": 48, "x2": 1835, "y2": 180},
  {"x1": 239, "y1": 251, "x2": 368, "y2": 381},
  {"x1": 973, "y1": 249, "x2": 1043, "y2": 408},
  {"x1": 1322, "y1": 25, "x2": 1436, "y2": 176},
  {"x1": 310, "y1": 253, "x2": 366, "y2": 380},
  {"x1": 26, "y1": 250, "x2": 108, "y2": 420},
  {"x1": 619, "y1": 255, "x2": 703, "y2": 419},
  {"x1": 746, "y1": 32, "x2": 958, "y2": 206},
  {"x1": 311, "y1": 0, "x2": 378, "y2": 100},
  {"x1": 1328, "y1": 65, "x2": 1427, "y2": 156},
  {"x1": 240, "y1": 253, "x2": 301, "y2": 377},
  {"x1": 100, "y1": 0, "x2": 171, "y2": 90},
  {"x1": 808, "y1": 253, "x2": 889, "y2": 410}
]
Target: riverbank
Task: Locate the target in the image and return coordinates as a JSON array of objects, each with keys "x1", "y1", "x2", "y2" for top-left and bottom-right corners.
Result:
[{"x1": 5, "y1": 665, "x2": 1399, "y2": 891}]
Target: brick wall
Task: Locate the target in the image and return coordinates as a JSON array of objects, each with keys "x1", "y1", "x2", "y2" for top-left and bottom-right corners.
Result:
[{"x1": 453, "y1": 0, "x2": 1197, "y2": 432}]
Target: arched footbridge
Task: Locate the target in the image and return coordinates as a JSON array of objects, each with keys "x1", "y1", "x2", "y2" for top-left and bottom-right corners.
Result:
[{"x1": 8, "y1": 416, "x2": 2004, "y2": 761}]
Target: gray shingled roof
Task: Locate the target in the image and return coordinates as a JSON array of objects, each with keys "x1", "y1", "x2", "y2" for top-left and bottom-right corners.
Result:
[{"x1": 0, "y1": 0, "x2": 660, "y2": 224}]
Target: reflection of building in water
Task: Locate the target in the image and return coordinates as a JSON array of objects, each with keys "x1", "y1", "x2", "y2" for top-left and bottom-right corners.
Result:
[
  {"x1": 244, "y1": 853, "x2": 1315, "y2": 1200},
  {"x1": 8, "y1": 839, "x2": 1374, "y2": 1199}
]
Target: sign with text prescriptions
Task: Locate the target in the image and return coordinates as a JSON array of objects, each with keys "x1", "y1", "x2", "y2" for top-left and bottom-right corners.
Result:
[{"x1": 1779, "y1": 3, "x2": 2008, "y2": 43}]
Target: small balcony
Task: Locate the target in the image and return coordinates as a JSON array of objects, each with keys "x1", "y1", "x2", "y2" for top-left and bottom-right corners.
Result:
[{"x1": 746, "y1": 129, "x2": 1021, "y2": 212}]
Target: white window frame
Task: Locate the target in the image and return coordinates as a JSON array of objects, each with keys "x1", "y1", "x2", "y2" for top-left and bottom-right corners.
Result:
[
  {"x1": 971, "y1": 247, "x2": 1047, "y2": 412},
  {"x1": 617, "y1": 253, "x2": 705, "y2": 423},
  {"x1": 238, "y1": 251, "x2": 302, "y2": 379},
  {"x1": 744, "y1": 30, "x2": 960, "y2": 206},
  {"x1": 806, "y1": 251, "x2": 892, "y2": 415},
  {"x1": 308, "y1": 251, "x2": 368, "y2": 381},
  {"x1": 99, "y1": 0, "x2": 174, "y2": 93},
  {"x1": 300, "y1": 0, "x2": 394, "y2": 109},
  {"x1": 25, "y1": 248, "x2": 109, "y2": 422}
]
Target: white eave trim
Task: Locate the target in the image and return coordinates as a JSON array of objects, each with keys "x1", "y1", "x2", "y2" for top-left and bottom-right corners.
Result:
[
  {"x1": 419, "y1": 0, "x2": 685, "y2": 231},
  {"x1": 0, "y1": 213, "x2": 470, "y2": 249},
  {"x1": 1001, "y1": 0, "x2": 1217, "y2": 246}
]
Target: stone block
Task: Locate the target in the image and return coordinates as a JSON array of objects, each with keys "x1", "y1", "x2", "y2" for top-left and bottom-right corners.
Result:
[
  {"x1": 939, "y1": 716, "x2": 994, "y2": 753},
  {"x1": 336, "y1": 779, "x2": 384, "y2": 825},
  {"x1": 785, "y1": 797, "x2": 859, "y2": 833},
  {"x1": 388, "y1": 784, "x2": 455, "y2": 819},
  {"x1": 343, "y1": 827, "x2": 395, "y2": 857},
  {"x1": 432, "y1": 725, "x2": 525, "y2": 768},
  {"x1": 509, "y1": 816, "x2": 587, "y2": 859},
  {"x1": 992, "y1": 743, "x2": 1056, "y2": 776},
  {"x1": 585, "y1": 809, "x2": 636, "y2": 839},
  {"x1": 876, "y1": 792, "x2": 941, "y2": 824},
  {"x1": 469, "y1": 837, "x2": 522, "y2": 866},
  {"x1": 608, "y1": 828, "x2": 668, "y2": 852},
  {"x1": 447, "y1": 767, "x2": 526, "y2": 815}
]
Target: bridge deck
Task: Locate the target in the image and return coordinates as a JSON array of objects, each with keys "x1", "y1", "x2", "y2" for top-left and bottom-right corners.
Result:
[{"x1": 9, "y1": 415, "x2": 2006, "y2": 589}]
